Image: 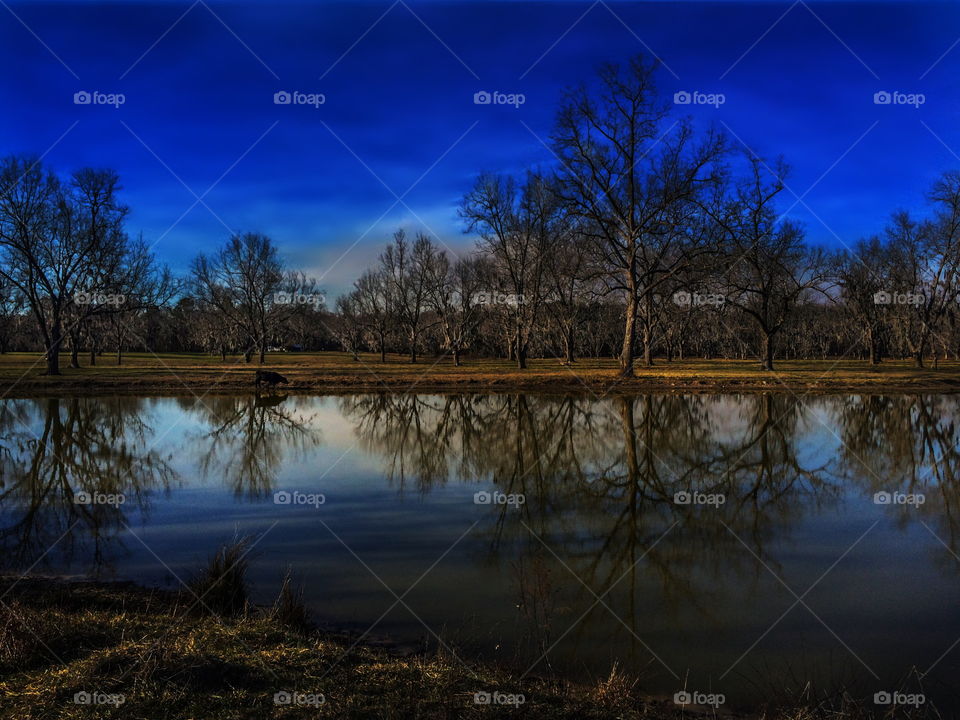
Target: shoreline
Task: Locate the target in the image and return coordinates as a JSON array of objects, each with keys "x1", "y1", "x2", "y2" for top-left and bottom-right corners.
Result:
[
  {"x1": 0, "y1": 574, "x2": 748, "y2": 720},
  {"x1": 2, "y1": 353, "x2": 960, "y2": 398},
  {"x1": 3, "y1": 374, "x2": 960, "y2": 398},
  {"x1": 0, "y1": 574, "x2": 921, "y2": 719}
]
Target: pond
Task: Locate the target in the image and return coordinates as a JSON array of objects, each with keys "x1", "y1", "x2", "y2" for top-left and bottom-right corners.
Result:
[{"x1": 0, "y1": 392, "x2": 957, "y2": 711}]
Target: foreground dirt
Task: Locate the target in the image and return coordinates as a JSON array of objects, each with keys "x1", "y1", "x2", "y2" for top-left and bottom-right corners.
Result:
[{"x1": 1, "y1": 352, "x2": 960, "y2": 398}]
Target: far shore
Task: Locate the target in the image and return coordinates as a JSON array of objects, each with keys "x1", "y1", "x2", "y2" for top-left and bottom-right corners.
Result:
[{"x1": 1, "y1": 352, "x2": 960, "y2": 398}]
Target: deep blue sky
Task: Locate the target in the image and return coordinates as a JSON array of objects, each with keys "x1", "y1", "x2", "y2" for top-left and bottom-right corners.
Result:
[{"x1": 2, "y1": 0, "x2": 959, "y2": 296}]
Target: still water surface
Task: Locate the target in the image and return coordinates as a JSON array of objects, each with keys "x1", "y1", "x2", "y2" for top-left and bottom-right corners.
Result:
[{"x1": 1, "y1": 393, "x2": 958, "y2": 710}]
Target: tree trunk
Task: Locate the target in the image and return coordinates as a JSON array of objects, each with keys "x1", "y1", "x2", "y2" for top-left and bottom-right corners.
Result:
[
  {"x1": 642, "y1": 319, "x2": 653, "y2": 367},
  {"x1": 453, "y1": 347, "x2": 461, "y2": 367},
  {"x1": 620, "y1": 291, "x2": 637, "y2": 378},
  {"x1": 761, "y1": 332, "x2": 775, "y2": 371},
  {"x1": 514, "y1": 324, "x2": 526, "y2": 369},
  {"x1": 259, "y1": 346, "x2": 266, "y2": 364},
  {"x1": 45, "y1": 323, "x2": 62, "y2": 376},
  {"x1": 868, "y1": 326, "x2": 882, "y2": 365},
  {"x1": 244, "y1": 348, "x2": 253, "y2": 363},
  {"x1": 117, "y1": 345, "x2": 123, "y2": 365},
  {"x1": 89, "y1": 347, "x2": 96, "y2": 366},
  {"x1": 564, "y1": 326, "x2": 575, "y2": 363}
]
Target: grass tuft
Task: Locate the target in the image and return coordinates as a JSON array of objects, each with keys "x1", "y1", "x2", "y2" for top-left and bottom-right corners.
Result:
[
  {"x1": 188, "y1": 537, "x2": 252, "y2": 618},
  {"x1": 270, "y1": 568, "x2": 311, "y2": 633}
]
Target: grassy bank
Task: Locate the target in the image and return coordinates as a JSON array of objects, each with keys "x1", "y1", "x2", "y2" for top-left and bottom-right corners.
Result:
[
  {"x1": 1, "y1": 352, "x2": 960, "y2": 397},
  {"x1": 0, "y1": 574, "x2": 934, "y2": 720},
  {"x1": 0, "y1": 575, "x2": 683, "y2": 719}
]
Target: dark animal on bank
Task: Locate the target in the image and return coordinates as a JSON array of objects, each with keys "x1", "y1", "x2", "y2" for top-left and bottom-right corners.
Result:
[{"x1": 255, "y1": 370, "x2": 289, "y2": 389}]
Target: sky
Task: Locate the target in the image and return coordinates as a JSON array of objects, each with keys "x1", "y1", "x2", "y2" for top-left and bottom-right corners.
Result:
[{"x1": 1, "y1": 0, "x2": 959, "y2": 297}]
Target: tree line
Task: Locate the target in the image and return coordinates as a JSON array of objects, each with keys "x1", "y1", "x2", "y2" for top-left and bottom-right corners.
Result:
[{"x1": 2, "y1": 55, "x2": 960, "y2": 374}]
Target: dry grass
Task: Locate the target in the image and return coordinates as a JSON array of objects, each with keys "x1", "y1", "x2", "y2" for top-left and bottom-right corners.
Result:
[
  {"x1": 0, "y1": 576, "x2": 942, "y2": 719},
  {"x1": 188, "y1": 537, "x2": 253, "y2": 618},
  {"x1": 270, "y1": 568, "x2": 311, "y2": 633},
  {"x1": 0, "y1": 577, "x2": 669, "y2": 719},
  {"x1": 1, "y1": 351, "x2": 959, "y2": 396}
]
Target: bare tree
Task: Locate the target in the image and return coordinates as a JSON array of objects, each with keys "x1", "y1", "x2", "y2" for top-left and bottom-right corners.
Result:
[
  {"x1": 427, "y1": 253, "x2": 489, "y2": 366},
  {"x1": 837, "y1": 237, "x2": 891, "y2": 364},
  {"x1": 461, "y1": 171, "x2": 560, "y2": 369},
  {"x1": 884, "y1": 173, "x2": 960, "y2": 367},
  {"x1": 0, "y1": 276, "x2": 23, "y2": 354},
  {"x1": 543, "y1": 219, "x2": 591, "y2": 363},
  {"x1": 379, "y1": 229, "x2": 442, "y2": 363},
  {"x1": 332, "y1": 292, "x2": 364, "y2": 361},
  {"x1": 95, "y1": 241, "x2": 178, "y2": 366},
  {"x1": 0, "y1": 156, "x2": 163, "y2": 374},
  {"x1": 714, "y1": 156, "x2": 829, "y2": 370},
  {"x1": 0, "y1": 156, "x2": 63, "y2": 374},
  {"x1": 352, "y1": 268, "x2": 392, "y2": 362},
  {"x1": 61, "y1": 168, "x2": 132, "y2": 369},
  {"x1": 552, "y1": 55, "x2": 724, "y2": 375},
  {"x1": 191, "y1": 232, "x2": 315, "y2": 364}
]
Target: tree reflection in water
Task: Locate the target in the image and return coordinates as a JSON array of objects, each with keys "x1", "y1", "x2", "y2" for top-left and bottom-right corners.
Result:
[
  {"x1": 0, "y1": 393, "x2": 321, "y2": 571},
  {"x1": 185, "y1": 394, "x2": 321, "y2": 499},
  {"x1": 0, "y1": 397, "x2": 176, "y2": 572},
  {"x1": 835, "y1": 394, "x2": 960, "y2": 558},
  {"x1": 338, "y1": 392, "x2": 960, "y2": 693},
  {"x1": 1, "y1": 391, "x2": 958, "y2": 704}
]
